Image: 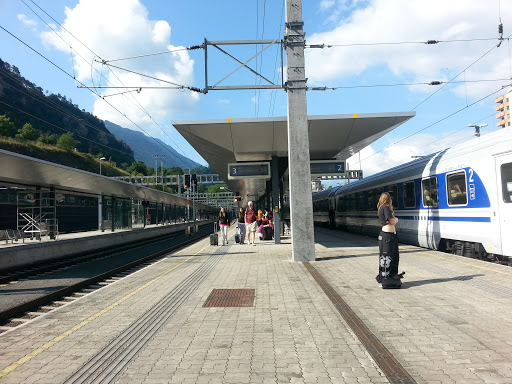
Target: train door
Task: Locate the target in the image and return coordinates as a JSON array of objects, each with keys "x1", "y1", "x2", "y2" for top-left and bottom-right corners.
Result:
[
  {"x1": 495, "y1": 156, "x2": 512, "y2": 256},
  {"x1": 421, "y1": 176, "x2": 439, "y2": 249}
]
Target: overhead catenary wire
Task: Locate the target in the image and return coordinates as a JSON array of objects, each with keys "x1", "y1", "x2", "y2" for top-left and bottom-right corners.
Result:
[
  {"x1": 19, "y1": 0, "x2": 510, "y2": 169},
  {"x1": 254, "y1": 0, "x2": 259, "y2": 117},
  {"x1": 306, "y1": 37, "x2": 502, "y2": 49},
  {"x1": 268, "y1": 1, "x2": 285, "y2": 117},
  {"x1": 25, "y1": 0, "x2": 200, "y2": 167},
  {"x1": 256, "y1": 0, "x2": 267, "y2": 117},
  {"x1": 356, "y1": 83, "x2": 511, "y2": 165},
  {"x1": 94, "y1": 60, "x2": 205, "y2": 93},
  {"x1": 309, "y1": 77, "x2": 512, "y2": 91},
  {"x1": 0, "y1": 99, "x2": 134, "y2": 157},
  {"x1": 411, "y1": 33, "x2": 512, "y2": 111},
  {"x1": 102, "y1": 46, "x2": 200, "y2": 63},
  {"x1": 0, "y1": 67, "x2": 133, "y2": 144},
  {"x1": 0, "y1": 24, "x2": 195, "y2": 167}
]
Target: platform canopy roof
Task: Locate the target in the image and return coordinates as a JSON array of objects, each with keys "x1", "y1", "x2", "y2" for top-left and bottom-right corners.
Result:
[
  {"x1": 173, "y1": 112, "x2": 415, "y2": 200},
  {"x1": 0, "y1": 149, "x2": 202, "y2": 207}
]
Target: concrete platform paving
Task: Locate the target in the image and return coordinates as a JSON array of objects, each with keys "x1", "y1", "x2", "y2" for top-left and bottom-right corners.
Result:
[{"x1": 0, "y1": 227, "x2": 511, "y2": 383}]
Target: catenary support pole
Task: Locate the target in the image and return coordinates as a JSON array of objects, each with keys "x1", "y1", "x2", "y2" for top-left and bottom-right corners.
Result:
[
  {"x1": 271, "y1": 156, "x2": 281, "y2": 244},
  {"x1": 285, "y1": 0, "x2": 315, "y2": 261}
]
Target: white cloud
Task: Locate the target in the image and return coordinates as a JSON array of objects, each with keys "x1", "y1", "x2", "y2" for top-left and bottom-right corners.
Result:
[
  {"x1": 319, "y1": 0, "x2": 336, "y2": 11},
  {"x1": 41, "y1": 0, "x2": 198, "y2": 137},
  {"x1": 17, "y1": 14, "x2": 37, "y2": 28},
  {"x1": 218, "y1": 99, "x2": 231, "y2": 104},
  {"x1": 307, "y1": 0, "x2": 512, "y2": 99},
  {"x1": 346, "y1": 129, "x2": 480, "y2": 177}
]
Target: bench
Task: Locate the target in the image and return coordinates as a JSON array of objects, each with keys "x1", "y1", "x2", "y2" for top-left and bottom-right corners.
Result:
[
  {"x1": 0, "y1": 229, "x2": 26, "y2": 244},
  {"x1": 0, "y1": 230, "x2": 8, "y2": 244}
]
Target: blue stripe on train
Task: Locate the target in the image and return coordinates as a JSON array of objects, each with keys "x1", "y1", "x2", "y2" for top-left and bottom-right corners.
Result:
[
  {"x1": 337, "y1": 214, "x2": 491, "y2": 223},
  {"x1": 398, "y1": 216, "x2": 491, "y2": 223}
]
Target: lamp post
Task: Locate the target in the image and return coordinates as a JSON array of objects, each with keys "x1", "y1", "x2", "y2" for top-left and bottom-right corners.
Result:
[
  {"x1": 152, "y1": 154, "x2": 159, "y2": 182},
  {"x1": 99, "y1": 157, "x2": 106, "y2": 175},
  {"x1": 160, "y1": 154, "x2": 165, "y2": 192},
  {"x1": 468, "y1": 123, "x2": 488, "y2": 137},
  {"x1": 152, "y1": 154, "x2": 166, "y2": 191}
]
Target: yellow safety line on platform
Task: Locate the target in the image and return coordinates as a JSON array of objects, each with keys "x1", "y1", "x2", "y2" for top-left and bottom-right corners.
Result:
[{"x1": 0, "y1": 243, "x2": 210, "y2": 378}]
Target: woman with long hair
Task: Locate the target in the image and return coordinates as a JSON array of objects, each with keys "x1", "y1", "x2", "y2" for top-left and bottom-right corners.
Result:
[
  {"x1": 237, "y1": 207, "x2": 246, "y2": 245},
  {"x1": 376, "y1": 192, "x2": 403, "y2": 286},
  {"x1": 218, "y1": 207, "x2": 230, "y2": 245}
]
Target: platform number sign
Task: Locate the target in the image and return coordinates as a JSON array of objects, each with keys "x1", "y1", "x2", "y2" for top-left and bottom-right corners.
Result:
[
  {"x1": 228, "y1": 162, "x2": 271, "y2": 180},
  {"x1": 310, "y1": 160, "x2": 346, "y2": 177}
]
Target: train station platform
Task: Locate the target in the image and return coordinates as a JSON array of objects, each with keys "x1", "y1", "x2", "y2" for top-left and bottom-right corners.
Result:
[
  {"x1": 0, "y1": 227, "x2": 511, "y2": 383},
  {"x1": 0, "y1": 220, "x2": 211, "y2": 270}
]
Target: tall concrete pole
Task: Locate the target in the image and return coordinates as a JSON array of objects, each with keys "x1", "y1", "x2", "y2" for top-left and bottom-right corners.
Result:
[{"x1": 285, "y1": 0, "x2": 315, "y2": 261}]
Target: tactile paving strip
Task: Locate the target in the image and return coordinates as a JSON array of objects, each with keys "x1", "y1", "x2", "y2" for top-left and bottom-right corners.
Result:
[
  {"x1": 203, "y1": 289, "x2": 255, "y2": 307},
  {"x1": 304, "y1": 262, "x2": 417, "y2": 384}
]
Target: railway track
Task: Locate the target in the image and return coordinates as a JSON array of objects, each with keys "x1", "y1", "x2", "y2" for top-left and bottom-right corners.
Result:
[{"x1": 0, "y1": 222, "x2": 214, "y2": 332}]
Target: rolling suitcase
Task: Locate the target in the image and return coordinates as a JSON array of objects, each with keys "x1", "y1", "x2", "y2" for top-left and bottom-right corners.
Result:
[
  {"x1": 235, "y1": 233, "x2": 240, "y2": 243},
  {"x1": 210, "y1": 222, "x2": 218, "y2": 246},
  {"x1": 380, "y1": 267, "x2": 404, "y2": 289},
  {"x1": 262, "y1": 226, "x2": 273, "y2": 240},
  {"x1": 381, "y1": 274, "x2": 402, "y2": 289}
]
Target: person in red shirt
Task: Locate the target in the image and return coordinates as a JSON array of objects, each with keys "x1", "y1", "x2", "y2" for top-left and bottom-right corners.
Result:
[{"x1": 244, "y1": 201, "x2": 257, "y2": 246}]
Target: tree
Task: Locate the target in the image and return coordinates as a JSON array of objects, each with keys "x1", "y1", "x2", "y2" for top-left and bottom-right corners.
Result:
[
  {"x1": 15, "y1": 123, "x2": 38, "y2": 141},
  {"x1": 0, "y1": 115, "x2": 15, "y2": 137},
  {"x1": 197, "y1": 183, "x2": 207, "y2": 193},
  {"x1": 191, "y1": 165, "x2": 215, "y2": 174},
  {"x1": 166, "y1": 166, "x2": 184, "y2": 175},
  {"x1": 207, "y1": 184, "x2": 230, "y2": 193},
  {"x1": 127, "y1": 160, "x2": 151, "y2": 176},
  {"x1": 57, "y1": 132, "x2": 79, "y2": 151},
  {"x1": 37, "y1": 133, "x2": 59, "y2": 145}
]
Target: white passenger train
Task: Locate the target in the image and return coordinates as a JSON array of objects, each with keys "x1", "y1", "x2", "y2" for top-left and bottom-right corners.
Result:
[{"x1": 312, "y1": 127, "x2": 512, "y2": 261}]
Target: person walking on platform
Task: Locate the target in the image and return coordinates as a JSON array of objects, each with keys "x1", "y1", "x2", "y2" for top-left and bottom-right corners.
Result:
[
  {"x1": 218, "y1": 207, "x2": 230, "y2": 246},
  {"x1": 237, "y1": 207, "x2": 246, "y2": 245},
  {"x1": 244, "y1": 201, "x2": 258, "y2": 246},
  {"x1": 376, "y1": 192, "x2": 404, "y2": 287}
]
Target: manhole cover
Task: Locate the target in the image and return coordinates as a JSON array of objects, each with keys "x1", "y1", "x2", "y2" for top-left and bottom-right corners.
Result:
[{"x1": 203, "y1": 289, "x2": 255, "y2": 307}]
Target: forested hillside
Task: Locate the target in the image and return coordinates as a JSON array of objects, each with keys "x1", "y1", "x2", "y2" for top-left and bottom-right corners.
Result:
[{"x1": 0, "y1": 58, "x2": 134, "y2": 166}]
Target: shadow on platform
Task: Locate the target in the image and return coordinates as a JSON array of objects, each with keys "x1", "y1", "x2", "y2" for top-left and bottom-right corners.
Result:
[{"x1": 401, "y1": 274, "x2": 484, "y2": 288}]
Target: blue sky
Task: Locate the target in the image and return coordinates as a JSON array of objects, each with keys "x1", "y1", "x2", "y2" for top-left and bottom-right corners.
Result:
[{"x1": 1, "y1": 0, "x2": 511, "y2": 177}]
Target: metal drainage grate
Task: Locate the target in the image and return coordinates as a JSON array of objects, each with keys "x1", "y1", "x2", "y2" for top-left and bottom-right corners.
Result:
[{"x1": 203, "y1": 289, "x2": 255, "y2": 307}]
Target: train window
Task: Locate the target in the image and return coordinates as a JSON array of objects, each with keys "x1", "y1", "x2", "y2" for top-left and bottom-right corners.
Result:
[
  {"x1": 501, "y1": 162, "x2": 512, "y2": 203},
  {"x1": 402, "y1": 182, "x2": 416, "y2": 208},
  {"x1": 366, "y1": 190, "x2": 374, "y2": 210},
  {"x1": 337, "y1": 197, "x2": 344, "y2": 212},
  {"x1": 387, "y1": 185, "x2": 398, "y2": 208},
  {"x1": 357, "y1": 192, "x2": 366, "y2": 211},
  {"x1": 349, "y1": 194, "x2": 357, "y2": 211},
  {"x1": 446, "y1": 171, "x2": 467, "y2": 206},
  {"x1": 422, "y1": 177, "x2": 438, "y2": 207}
]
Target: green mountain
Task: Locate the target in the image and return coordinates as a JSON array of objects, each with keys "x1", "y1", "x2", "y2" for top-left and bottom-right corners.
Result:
[{"x1": 104, "y1": 120, "x2": 201, "y2": 169}]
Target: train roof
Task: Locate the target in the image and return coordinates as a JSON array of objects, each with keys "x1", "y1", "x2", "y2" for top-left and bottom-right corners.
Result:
[{"x1": 313, "y1": 126, "x2": 512, "y2": 200}]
